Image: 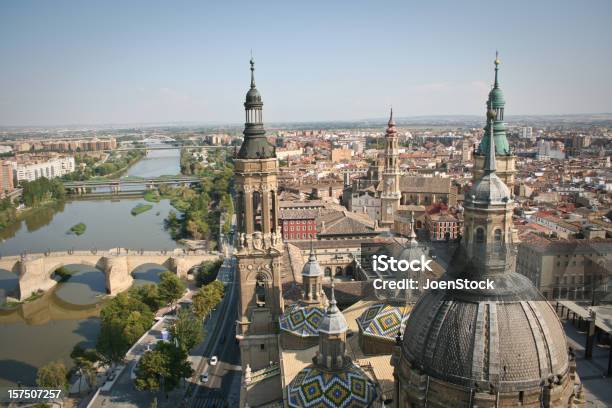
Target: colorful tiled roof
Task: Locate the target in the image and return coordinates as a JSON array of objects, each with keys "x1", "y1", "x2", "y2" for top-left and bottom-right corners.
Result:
[
  {"x1": 279, "y1": 303, "x2": 326, "y2": 337},
  {"x1": 356, "y1": 303, "x2": 411, "y2": 341},
  {"x1": 287, "y1": 364, "x2": 378, "y2": 408}
]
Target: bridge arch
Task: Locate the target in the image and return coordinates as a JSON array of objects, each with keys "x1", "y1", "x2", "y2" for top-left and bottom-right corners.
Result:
[{"x1": 0, "y1": 251, "x2": 221, "y2": 301}]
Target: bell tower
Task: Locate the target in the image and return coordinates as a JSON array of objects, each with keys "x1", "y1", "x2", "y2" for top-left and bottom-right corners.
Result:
[
  {"x1": 234, "y1": 58, "x2": 284, "y2": 372},
  {"x1": 381, "y1": 108, "x2": 401, "y2": 227},
  {"x1": 473, "y1": 53, "x2": 516, "y2": 193}
]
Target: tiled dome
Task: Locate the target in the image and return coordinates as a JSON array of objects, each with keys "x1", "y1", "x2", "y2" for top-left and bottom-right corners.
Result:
[
  {"x1": 287, "y1": 364, "x2": 378, "y2": 408},
  {"x1": 280, "y1": 304, "x2": 326, "y2": 337}
]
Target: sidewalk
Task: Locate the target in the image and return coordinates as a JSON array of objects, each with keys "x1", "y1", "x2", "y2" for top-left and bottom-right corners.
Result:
[{"x1": 561, "y1": 318, "x2": 612, "y2": 407}]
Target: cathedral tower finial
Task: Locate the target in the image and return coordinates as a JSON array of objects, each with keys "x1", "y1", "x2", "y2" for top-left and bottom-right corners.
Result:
[
  {"x1": 494, "y1": 51, "x2": 501, "y2": 88},
  {"x1": 250, "y1": 55, "x2": 256, "y2": 88},
  {"x1": 408, "y1": 211, "x2": 417, "y2": 244}
]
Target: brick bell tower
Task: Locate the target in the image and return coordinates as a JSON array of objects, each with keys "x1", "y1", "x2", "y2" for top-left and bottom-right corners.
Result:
[
  {"x1": 234, "y1": 58, "x2": 284, "y2": 372},
  {"x1": 381, "y1": 108, "x2": 401, "y2": 227}
]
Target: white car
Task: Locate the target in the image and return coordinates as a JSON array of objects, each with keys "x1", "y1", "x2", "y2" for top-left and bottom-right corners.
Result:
[
  {"x1": 209, "y1": 356, "x2": 218, "y2": 366},
  {"x1": 200, "y1": 373, "x2": 209, "y2": 383}
]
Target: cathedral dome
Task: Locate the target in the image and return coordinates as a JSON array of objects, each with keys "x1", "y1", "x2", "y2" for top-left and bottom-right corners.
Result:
[
  {"x1": 401, "y1": 270, "x2": 570, "y2": 392},
  {"x1": 287, "y1": 363, "x2": 378, "y2": 408},
  {"x1": 488, "y1": 86, "x2": 505, "y2": 108},
  {"x1": 302, "y1": 251, "x2": 323, "y2": 277},
  {"x1": 467, "y1": 172, "x2": 511, "y2": 204},
  {"x1": 280, "y1": 303, "x2": 326, "y2": 337},
  {"x1": 245, "y1": 86, "x2": 262, "y2": 105}
]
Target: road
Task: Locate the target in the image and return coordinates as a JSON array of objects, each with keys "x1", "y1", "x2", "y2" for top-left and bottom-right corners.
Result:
[
  {"x1": 86, "y1": 254, "x2": 240, "y2": 408},
  {"x1": 187, "y1": 256, "x2": 241, "y2": 408}
]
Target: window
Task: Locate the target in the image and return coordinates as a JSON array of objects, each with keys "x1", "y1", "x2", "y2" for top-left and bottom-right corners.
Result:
[
  {"x1": 256, "y1": 275, "x2": 266, "y2": 306},
  {"x1": 260, "y1": 344, "x2": 265, "y2": 351},
  {"x1": 494, "y1": 229, "x2": 502, "y2": 242},
  {"x1": 475, "y1": 228, "x2": 485, "y2": 244}
]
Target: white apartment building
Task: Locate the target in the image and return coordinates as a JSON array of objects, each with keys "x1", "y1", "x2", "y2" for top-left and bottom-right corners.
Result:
[{"x1": 13, "y1": 156, "x2": 75, "y2": 182}]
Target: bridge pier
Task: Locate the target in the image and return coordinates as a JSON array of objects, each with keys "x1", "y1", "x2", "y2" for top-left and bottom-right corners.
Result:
[
  {"x1": 17, "y1": 257, "x2": 58, "y2": 301},
  {"x1": 103, "y1": 257, "x2": 134, "y2": 295}
]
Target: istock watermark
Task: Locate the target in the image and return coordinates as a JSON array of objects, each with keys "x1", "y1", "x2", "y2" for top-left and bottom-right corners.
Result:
[{"x1": 370, "y1": 254, "x2": 495, "y2": 291}]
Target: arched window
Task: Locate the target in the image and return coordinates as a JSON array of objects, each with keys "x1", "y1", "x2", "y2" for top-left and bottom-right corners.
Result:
[
  {"x1": 237, "y1": 192, "x2": 244, "y2": 232},
  {"x1": 475, "y1": 228, "x2": 485, "y2": 244},
  {"x1": 255, "y1": 273, "x2": 266, "y2": 306},
  {"x1": 324, "y1": 267, "x2": 332, "y2": 277},
  {"x1": 252, "y1": 191, "x2": 262, "y2": 232},
  {"x1": 494, "y1": 229, "x2": 502, "y2": 242},
  {"x1": 335, "y1": 266, "x2": 343, "y2": 276},
  {"x1": 270, "y1": 191, "x2": 277, "y2": 233}
]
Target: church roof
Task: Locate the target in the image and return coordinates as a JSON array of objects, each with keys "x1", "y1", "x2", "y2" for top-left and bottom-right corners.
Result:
[
  {"x1": 356, "y1": 303, "x2": 411, "y2": 341},
  {"x1": 287, "y1": 364, "x2": 378, "y2": 408},
  {"x1": 398, "y1": 176, "x2": 452, "y2": 193},
  {"x1": 280, "y1": 303, "x2": 326, "y2": 337}
]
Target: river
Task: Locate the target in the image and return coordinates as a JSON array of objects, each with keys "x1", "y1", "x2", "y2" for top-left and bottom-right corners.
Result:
[{"x1": 0, "y1": 146, "x2": 183, "y2": 388}]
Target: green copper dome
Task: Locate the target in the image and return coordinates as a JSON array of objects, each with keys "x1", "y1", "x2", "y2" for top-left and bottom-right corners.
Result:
[
  {"x1": 488, "y1": 86, "x2": 505, "y2": 108},
  {"x1": 477, "y1": 54, "x2": 511, "y2": 156},
  {"x1": 478, "y1": 124, "x2": 511, "y2": 156}
]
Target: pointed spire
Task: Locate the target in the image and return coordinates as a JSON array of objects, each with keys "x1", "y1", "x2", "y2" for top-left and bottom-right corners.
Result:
[
  {"x1": 329, "y1": 270, "x2": 339, "y2": 314},
  {"x1": 493, "y1": 51, "x2": 500, "y2": 89},
  {"x1": 250, "y1": 56, "x2": 256, "y2": 89},
  {"x1": 484, "y1": 110, "x2": 497, "y2": 173},
  {"x1": 308, "y1": 237, "x2": 316, "y2": 261},
  {"x1": 408, "y1": 211, "x2": 417, "y2": 244},
  {"x1": 388, "y1": 107, "x2": 395, "y2": 126}
]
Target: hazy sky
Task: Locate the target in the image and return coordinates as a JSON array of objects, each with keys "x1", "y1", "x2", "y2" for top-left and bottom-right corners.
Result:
[{"x1": 1, "y1": 0, "x2": 611, "y2": 126}]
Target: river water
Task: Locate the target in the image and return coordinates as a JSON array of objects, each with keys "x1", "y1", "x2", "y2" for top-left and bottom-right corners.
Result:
[{"x1": 0, "y1": 146, "x2": 183, "y2": 387}]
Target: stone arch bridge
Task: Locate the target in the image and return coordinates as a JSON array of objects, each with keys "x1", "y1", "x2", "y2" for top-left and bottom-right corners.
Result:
[{"x1": 0, "y1": 249, "x2": 221, "y2": 301}]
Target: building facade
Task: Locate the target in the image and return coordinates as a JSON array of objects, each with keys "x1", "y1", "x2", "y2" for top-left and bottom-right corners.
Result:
[
  {"x1": 0, "y1": 161, "x2": 14, "y2": 196},
  {"x1": 13, "y1": 156, "x2": 75, "y2": 182}
]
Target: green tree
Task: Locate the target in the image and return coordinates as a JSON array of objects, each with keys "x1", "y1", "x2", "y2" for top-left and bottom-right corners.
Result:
[
  {"x1": 96, "y1": 292, "x2": 154, "y2": 363},
  {"x1": 158, "y1": 271, "x2": 186, "y2": 307},
  {"x1": 130, "y1": 284, "x2": 165, "y2": 311},
  {"x1": 170, "y1": 309, "x2": 203, "y2": 351},
  {"x1": 36, "y1": 361, "x2": 68, "y2": 390},
  {"x1": 191, "y1": 281, "x2": 224, "y2": 320},
  {"x1": 195, "y1": 260, "x2": 222, "y2": 287},
  {"x1": 134, "y1": 342, "x2": 193, "y2": 394}
]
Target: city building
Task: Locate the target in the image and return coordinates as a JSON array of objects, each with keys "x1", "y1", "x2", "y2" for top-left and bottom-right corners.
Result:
[
  {"x1": 330, "y1": 147, "x2": 353, "y2": 163},
  {"x1": 424, "y1": 204, "x2": 462, "y2": 241},
  {"x1": 0, "y1": 161, "x2": 15, "y2": 196},
  {"x1": 12, "y1": 156, "x2": 75, "y2": 182},
  {"x1": 516, "y1": 233, "x2": 611, "y2": 300}
]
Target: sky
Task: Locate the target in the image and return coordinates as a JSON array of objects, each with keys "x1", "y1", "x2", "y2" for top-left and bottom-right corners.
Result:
[{"x1": 0, "y1": 0, "x2": 611, "y2": 126}]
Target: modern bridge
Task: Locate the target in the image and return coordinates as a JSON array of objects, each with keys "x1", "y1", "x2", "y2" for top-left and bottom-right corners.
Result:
[
  {"x1": 0, "y1": 248, "x2": 221, "y2": 301},
  {"x1": 63, "y1": 175, "x2": 202, "y2": 194}
]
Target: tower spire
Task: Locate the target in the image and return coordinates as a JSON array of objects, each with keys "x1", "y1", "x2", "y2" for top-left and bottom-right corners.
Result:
[
  {"x1": 329, "y1": 270, "x2": 338, "y2": 313},
  {"x1": 388, "y1": 107, "x2": 395, "y2": 126},
  {"x1": 493, "y1": 51, "x2": 500, "y2": 88},
  {"x1": 484, "y1": 110, "x2": 497, "y2": 173},
  {"x1": 308, "y1": 237, "x2": 316, "y2": 261},
  {"x1": 250, "y1": 55, "x2": 256, "y2": 88},
  {"x1": 408, "y1": 211, "x2": 417, "y2": 245}
]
